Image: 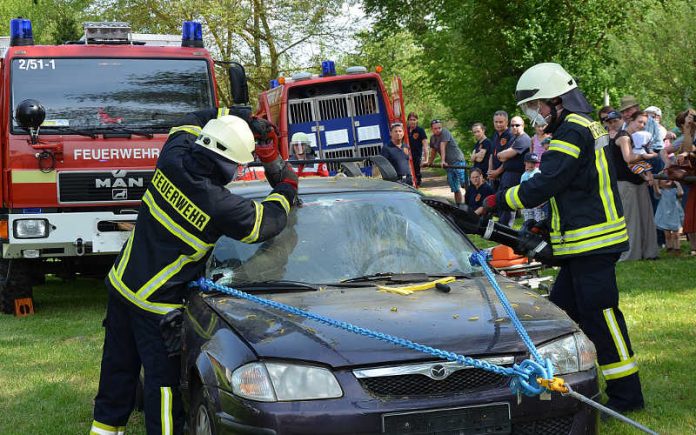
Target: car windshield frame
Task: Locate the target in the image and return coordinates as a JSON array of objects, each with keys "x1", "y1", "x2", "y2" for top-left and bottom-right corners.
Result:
[
  {"x1": 10, "y1": 57, "x2": 215, "y2": 134},
  {"x1": 207, "y1": 190, "x2": 481, "y2": 288}
]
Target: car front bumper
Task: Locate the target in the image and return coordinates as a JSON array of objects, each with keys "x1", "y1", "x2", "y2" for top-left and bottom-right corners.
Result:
[{"x1": 210, "y1": 368, "x2": 599, "y2": 435}]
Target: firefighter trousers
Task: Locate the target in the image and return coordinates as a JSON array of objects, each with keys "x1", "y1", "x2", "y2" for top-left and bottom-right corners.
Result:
[
  {"x1": 550, "y1": 253, "x2": 644, "y2": 411},
  {"x1": 91, "y1": 291, "x2": 184, "y2": 435}
]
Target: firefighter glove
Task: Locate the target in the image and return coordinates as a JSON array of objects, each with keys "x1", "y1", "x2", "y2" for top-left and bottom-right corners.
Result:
[
  {"x1": 251, "y1": 118, "x2": 280, "y2": 163},
  {"x1": 483, "y1": 194, "x2": 497, "y2": 211}
]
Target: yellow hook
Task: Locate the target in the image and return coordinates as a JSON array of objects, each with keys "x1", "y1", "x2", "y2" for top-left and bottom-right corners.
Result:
[{"x1": 536, "y1": 376, "x2": 569, "y2": 394}]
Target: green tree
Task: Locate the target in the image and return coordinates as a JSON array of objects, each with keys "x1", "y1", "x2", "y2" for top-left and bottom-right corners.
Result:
[
  {"x1": 364, "y1": 0, "x2": 646, "y2": 131},
  {"x1": 608, "y1": 0, "x2": 696, "y2": 127},
  {"x1": 0, "y1": 0, "x2": 87, "y2": 44},
  {"x1": 90, "y1": 0, "x2": 354, "y2": 106},
  {"x1": 339, "y1": 28, "x2": 453, "y2": 131}
]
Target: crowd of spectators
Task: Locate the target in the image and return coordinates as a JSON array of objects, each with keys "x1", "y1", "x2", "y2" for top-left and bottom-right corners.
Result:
[{"x1": 399, "y1": 95, "x2": 696, "y2": 260}]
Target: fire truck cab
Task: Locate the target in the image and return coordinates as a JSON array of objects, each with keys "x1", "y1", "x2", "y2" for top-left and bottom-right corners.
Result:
[
  {"x1": 0, "y1": 19, "x2": 219, "y2": 312},
  {"x1": 253, "y1": 61, "x2": 409, "y2": 175}
]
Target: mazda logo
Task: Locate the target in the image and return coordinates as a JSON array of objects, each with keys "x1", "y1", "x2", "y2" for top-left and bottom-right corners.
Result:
[{"x1": 429, "y1": 364, "x2": 449, "y2": 380}]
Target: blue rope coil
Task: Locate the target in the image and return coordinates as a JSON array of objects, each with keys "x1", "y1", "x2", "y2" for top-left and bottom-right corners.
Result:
[{"x1": 190, "y1": 250, "x2": 555, "y2": 397}]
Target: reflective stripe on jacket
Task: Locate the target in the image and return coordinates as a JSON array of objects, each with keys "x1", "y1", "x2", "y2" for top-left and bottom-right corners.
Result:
[
  {"x1": 499, "y1": 112, "x2": 628, "y2": 257},
  {"x1": 107, "y1": 108, "x2": 292, "y2": 314}
]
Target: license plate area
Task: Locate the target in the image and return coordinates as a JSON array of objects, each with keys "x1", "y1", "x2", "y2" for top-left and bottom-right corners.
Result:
[{"x1": 382, "y1": 403, "x2": 511, "y2": 434}]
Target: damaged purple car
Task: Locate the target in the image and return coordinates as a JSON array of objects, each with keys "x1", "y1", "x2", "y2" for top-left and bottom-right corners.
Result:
[{"x1": 181, "y1": 177, "x2": 599, "y2": 435}]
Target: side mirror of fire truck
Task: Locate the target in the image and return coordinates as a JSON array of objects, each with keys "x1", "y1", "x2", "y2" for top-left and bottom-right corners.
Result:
[
  {"x1": 229, "y1": 62, "x2": 250, "y2": 105},
  {"x1": 15, "y1": 99, "x2": 46, "y2": 143}
]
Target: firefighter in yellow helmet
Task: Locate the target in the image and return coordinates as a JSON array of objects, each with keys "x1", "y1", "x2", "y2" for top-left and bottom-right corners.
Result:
[
  {"x1": 91, "y1": 108, "x2": 298, "y2": 435},
  {"x1": 485, "y1": 63, "x2": 644, "y2": 413}
]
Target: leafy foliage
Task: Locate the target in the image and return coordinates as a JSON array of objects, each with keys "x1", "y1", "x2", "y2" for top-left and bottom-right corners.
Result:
[
  {"x1": 363, "y1": 0, "x2": 648, "y2": 132},
  {"x1": 0, "y1": 0, "x2": 88, "y2": 44},
  {"x1": 339, "y1": 29, "x2": 453, "y2": 134},
  {"x1": 608, "y1": 0, "x2": 696, "y2": 127},
  {"x1": 89, "y1": 0, "x2": 354, "y2": 105}
]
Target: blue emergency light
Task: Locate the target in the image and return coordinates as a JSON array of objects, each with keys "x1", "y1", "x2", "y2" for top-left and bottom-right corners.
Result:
[
  {"x1": 10, "y1": 18, "x2": 34, "y2": 46},
  {"x1": 321, "y1": 60, "x2": 336, "y2": 77},
  {"x1": 269, "y1": 79, "x2": 280, "y2": 89},
  {"x1": 181, "y1": 21, "x2": 203, "y2": 48}
]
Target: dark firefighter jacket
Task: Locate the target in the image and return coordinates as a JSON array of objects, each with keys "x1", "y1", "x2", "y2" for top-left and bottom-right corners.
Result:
[
  {"x1": 497, "y1": 111, "x2": 628, "y2": 258},
  {"x1": 106, "y1": 108, "x2": 294, "y2": 315}
]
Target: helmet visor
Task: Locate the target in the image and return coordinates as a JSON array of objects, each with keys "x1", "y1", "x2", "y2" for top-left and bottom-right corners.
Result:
[{"x1": 515, "y1": 88, "x2": 540, "y2": 105}]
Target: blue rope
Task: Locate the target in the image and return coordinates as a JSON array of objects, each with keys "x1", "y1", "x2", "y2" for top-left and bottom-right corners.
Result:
[
  {"x1": 469, "y1": 251, "x2": 545, "y2": 363},
  {"x1": 190, "y1": 259, "x2": 553, "y2": 397}
]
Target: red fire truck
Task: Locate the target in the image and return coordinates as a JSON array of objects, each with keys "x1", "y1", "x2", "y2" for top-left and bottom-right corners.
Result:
[
  {"x1": 250, "y1": 61, "x2": 410, "y2": 176},
  {"x1": 0, "y1": 19, "x2": 221, "y2": 313}
]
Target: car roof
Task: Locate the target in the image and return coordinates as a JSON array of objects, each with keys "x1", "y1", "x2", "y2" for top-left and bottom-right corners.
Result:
[{"x1": 227, "y1": 176, "x2": 419, "y2": 198}]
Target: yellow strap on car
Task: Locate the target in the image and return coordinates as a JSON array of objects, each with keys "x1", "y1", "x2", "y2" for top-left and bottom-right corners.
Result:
[{"x1": 377, "y1": 276, "x2": 456, "y2": 295}]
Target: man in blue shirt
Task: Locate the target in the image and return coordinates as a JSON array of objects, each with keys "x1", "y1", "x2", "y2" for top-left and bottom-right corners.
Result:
[
  {"x1": 497, "y1": 116, "x2": 531, "y2": 226},
  {"x1": 488, "y1": 110, "x2": 512, "y2": 192},
  {"x1": 407, "y1": 112, "x2": 428, "y2": 186},
  {"x1": 470, "y1": 122, "x2": 492, "y2": 175},
  {"x1": 380, "y1": 122, "x2": 413, "y2": 184}
]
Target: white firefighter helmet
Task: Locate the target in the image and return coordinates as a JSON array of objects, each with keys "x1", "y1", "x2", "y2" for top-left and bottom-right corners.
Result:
[
  {"x1": 195, "y1": 115, "x2": 255, "y2": 164},
  {"x1": 515, "y1": 63, "x2": 577, "y2": 105},
  {"x1": 290, "y1": 131, "x2": 310, "y2": 145},
  {"x1": 515, "y1": 63, "x2": 578, "y2": 126}
]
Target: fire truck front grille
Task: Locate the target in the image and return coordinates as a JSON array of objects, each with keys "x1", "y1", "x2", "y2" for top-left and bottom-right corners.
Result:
[
  {"x1": 351, "y1": 92, "x2": 379, "y2": 116},
  {"x1": 358, "y1": 144, "x2": 382, "y2": 167},
  {"x1": 317, "y1": 97, "x2": 349, "y2": 121},
  {"x1": 58, "y1": 170, "x2": 153, "y2": 203},
  {"x1": 289, "y1": 100, "x2": 313, "y2": 124},
  {"x1": 323, "y1": 147, "x2": 355, "y2": 172}
]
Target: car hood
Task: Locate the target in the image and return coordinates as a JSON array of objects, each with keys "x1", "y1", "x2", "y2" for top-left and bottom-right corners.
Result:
[{"x1": 206, "y1": 276, "x2": 577, "y2": 368}]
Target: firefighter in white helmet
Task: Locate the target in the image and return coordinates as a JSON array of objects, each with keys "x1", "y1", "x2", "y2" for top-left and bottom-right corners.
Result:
[
  {"x1": 91, "y1": 108, "x2": 297, "y2": 435},
  {"x1": 290, "y1": 132, "x2": 315, "y2": 160},
  {"x1": 485, "y1": 63, "x2": 644, "y2": 413}
]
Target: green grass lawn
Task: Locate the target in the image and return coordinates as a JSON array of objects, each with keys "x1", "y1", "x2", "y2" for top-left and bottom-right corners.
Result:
[{"x1": 1, "y1": 251, "x2": 694, "y2": 434}]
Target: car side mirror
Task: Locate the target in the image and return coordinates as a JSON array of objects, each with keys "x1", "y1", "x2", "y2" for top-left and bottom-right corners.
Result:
[{"x1": 228, "y1": 62, "x2": 249, "y2": 105}]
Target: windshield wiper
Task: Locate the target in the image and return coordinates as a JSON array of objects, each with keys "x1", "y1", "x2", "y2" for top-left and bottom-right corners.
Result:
[
  {"x1": 232, "y1": 280, "x2": 320, "y2": 292},
  {"x1": 339, "y1": 272, "x2": 473, "y2": 284},
  {"x1": 28, "y1": 126, "x2": 97, "y2": 138},
  {"x1": 99, "y1": 126, "x2": 155, "y2": 139}
]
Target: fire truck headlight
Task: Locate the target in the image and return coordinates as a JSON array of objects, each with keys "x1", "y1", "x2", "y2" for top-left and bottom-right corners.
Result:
[{"x1": 14, "y1": 219, "x2": 49, "y2": 239}]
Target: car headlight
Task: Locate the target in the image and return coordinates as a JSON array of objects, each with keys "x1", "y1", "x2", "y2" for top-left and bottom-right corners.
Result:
[
  {"x1": 14, "y1": 219, "x2": 49, "y2": 239},
  {"x1": 229, "y1": 362, "x2": 343, "y2": 402},
  {"x1": 537, "y1": 333, "x2": 596, "y2": 375}
]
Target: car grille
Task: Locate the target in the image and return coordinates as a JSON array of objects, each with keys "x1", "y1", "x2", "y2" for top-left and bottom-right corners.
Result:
[
  {"x1": 512, "y1": 415, "x2": 574, "y2": 435},
  {"x1": 359, "y1": 367, "x2": 510, "y2": 397}
]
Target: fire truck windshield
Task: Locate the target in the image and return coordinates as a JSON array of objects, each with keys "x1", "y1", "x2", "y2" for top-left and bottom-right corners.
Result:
[{"x1": 11, "y1": 58, "x2": 214, "y2": 133}]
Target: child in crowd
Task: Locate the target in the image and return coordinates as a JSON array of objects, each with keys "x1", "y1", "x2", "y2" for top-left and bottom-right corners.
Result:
[
  {"x1": 520, "y1": 153, "x2": 547, "y2": 222},
  {"x1": 629, "y1": 130, "x2": 660, "y2": 192},
  {"x1": 654, "y1": 178, "x2": 685, "y2": 254}
]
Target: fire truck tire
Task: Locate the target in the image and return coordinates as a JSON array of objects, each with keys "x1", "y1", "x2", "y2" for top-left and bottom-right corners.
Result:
[
  {"x1": 340, "y1": 162, "x2": 363, "y2": 178},
  {"x1": 369, "y1": 155, "x2": 398, "y2": 182},
  {"x1": 0, "y1": 260, "x2": 34, "y2": 314}
]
